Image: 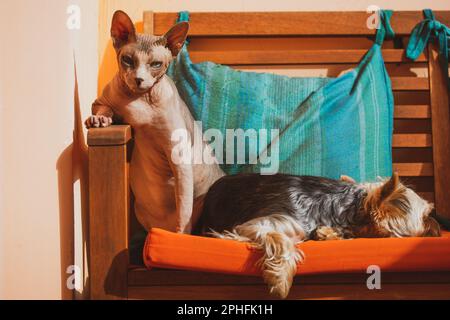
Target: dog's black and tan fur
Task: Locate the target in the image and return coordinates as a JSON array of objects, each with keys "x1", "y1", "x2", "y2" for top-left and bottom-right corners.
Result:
[{"x1": 193, "y1": 173, "x2": 440, "y2": 298}]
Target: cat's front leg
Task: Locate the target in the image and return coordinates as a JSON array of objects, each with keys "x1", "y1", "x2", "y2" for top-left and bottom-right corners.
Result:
[
  {"x1": 85, "y1": 103, "x2": 114, "y2": 129},
  {"x1": 166, "y1": 141, "x2": 194, "y2": 233},
  {"x1": 173, "y1": 163, "x2": 194, "y2": 234}
]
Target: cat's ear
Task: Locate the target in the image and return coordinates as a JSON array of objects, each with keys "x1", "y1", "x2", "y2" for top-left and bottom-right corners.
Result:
[
  {"x1": 111, "y1": 10, "x2": 137, "y2": 50},
  {"x1": 164, "y1": 22, "x2": 189, "y2": 57}
]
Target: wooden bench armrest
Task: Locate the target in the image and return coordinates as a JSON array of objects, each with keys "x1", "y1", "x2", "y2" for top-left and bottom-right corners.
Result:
[
  {"x1": 88, "y1": 125, "x2": 132, "y2": 299},
  {"x1": 87, "y1": 125, "x2": 132, "y2": 146}
]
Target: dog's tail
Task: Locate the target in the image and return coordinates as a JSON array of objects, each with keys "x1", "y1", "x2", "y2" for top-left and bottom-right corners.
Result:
[
  {"x1": 210, "y1": 214, "x2": 305, "y2": 299},
  {"x1": 258, "y1": 231, "x2": 302, "y2": 298}
]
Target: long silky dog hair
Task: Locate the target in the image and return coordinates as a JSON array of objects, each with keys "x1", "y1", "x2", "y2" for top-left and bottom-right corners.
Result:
[{"x1": 192, "y1": 173, "x2": 441, "y2": 298}]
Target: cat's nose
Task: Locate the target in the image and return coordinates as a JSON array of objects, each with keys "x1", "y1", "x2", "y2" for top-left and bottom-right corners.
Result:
[{"x1": 135, "y1": 78, "x2": 144, "y2": 87}]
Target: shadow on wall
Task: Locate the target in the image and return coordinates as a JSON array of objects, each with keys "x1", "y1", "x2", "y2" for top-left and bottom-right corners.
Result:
[
  {"x1": 55, "y1": 21, "x2": 143, "y2": 300},
  {"x1": 56, "y1": 62, "x2": 90, "y2": 300}
]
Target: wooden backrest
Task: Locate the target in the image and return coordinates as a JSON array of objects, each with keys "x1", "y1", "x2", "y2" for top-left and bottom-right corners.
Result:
[{"x1": 145, "y1": 11, "x2": 450, "y2": 218}]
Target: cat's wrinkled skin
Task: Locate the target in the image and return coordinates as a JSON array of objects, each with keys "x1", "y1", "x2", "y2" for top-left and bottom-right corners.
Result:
[{"x1": 86, "y1": 11, "x2": 225, "y2": 233}]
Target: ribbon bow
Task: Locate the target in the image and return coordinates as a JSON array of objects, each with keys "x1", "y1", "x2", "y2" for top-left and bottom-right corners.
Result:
[
  {"x1": 375, "y1": 10, "x2": 395, "y2": 45},
  {"x1": 406, "y1": 9, "x2": 450, "y2": 89}
]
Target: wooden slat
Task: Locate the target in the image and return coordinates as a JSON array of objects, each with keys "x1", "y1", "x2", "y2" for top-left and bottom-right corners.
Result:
[
  {"x1": 392, "y1": 134, "x2": 432, "y2": 147},
  {"x1": 188, "y1": 49, "x2": 427, "y2": 65},
  {"x1": 143, "y1": 11, "x2": 154, "y2": 35},
  {"x1": 394, "y1": 105, "x2": 431, "y2": 119},
  {"x1": 393, "y1": 163, "x2": 434, "y2": 176},
  {"x1": 418, "y1": 192, "x2": 435, "y2": 203},
  {"x1": 128, "y1": 269, "x2": 450, "y2": 286},
  {"x1": 399, "y1": 177, "x2": 434, "y2": 192},
  {"x1": 392, "y1": 148, "x2": 433, "y2": 163},
  {"x1": 128, "y1": 283, "x2": 450, "y2": 300},
  {"x1": 394, "y1": 119, "x2": 431, "y2": 134},
  {"x1": 189, "y1": 36, "x2": 392, "y2": 51},
  {"x1": 88, "y1": 125, "x2": 132, "y2": 146},
  {"x1": 428, "y1": 43, "x2": 450, "y2": 219},
  {"x1": 152, "y1": 11, "x2": 450, "y2": 36},
  {"x1": 391, "y1": 78, "x2": 429, "y2": 91},
  {"x1": 234, "y1": 63, "x2": 428, "y2": 78},
  {"x1": 394, "y1": 91, "x2": 430, "y2": 105}
]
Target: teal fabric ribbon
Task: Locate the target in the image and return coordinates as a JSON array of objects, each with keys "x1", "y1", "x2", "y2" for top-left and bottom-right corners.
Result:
[
  {"x1": 178, "y1": 11, "x2": 190, "y2": 23},
  {"x1": 375, "y1": 10, "x2": 395, "y2": 45},
  {"x1": 406, "y1": 9, "x2": 450, "y2": 89}
]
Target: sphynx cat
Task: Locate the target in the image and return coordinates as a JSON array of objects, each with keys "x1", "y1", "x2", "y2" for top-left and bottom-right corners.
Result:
[{"x1": 86, "y1": 11, "x2": 225, "y2": 233}]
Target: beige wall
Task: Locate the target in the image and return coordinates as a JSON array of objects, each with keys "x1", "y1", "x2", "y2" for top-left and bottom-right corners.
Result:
[
  {"x1": 0, "y1": 0, "x2": 97, "y2": 299},
  {"x1": 0, "y1": 0, "x2": 449, "y2": 300}
]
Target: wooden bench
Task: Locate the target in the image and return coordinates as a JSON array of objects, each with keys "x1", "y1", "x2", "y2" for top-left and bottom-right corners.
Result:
[{"x1": 88, "y1": 11, "x2": 450, "y2": 300}]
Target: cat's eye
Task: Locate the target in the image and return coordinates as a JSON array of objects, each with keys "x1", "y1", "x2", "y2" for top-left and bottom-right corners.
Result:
[
  {"x1": 150, "y1": 61, "x2": 163, "y2": 68},
  {"x1": 121, "y1": 55, "x2": 134, "y2": 67}
]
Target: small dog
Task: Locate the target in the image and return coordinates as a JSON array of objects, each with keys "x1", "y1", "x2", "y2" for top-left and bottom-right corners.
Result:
[
  {"x1": 86, "y1": 11, "x2": 224, "y2": 233},
  {"x1": 193, "y1": 173, "x2": 440, "y2": 298}
]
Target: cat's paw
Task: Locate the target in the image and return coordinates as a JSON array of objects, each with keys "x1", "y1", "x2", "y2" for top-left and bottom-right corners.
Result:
[
  {"x1": 176, "y1": 222, "x2": 193, "y2": 234},
  {"x1": 85, "y1": 115, "x2": 113, "y2": 129}
]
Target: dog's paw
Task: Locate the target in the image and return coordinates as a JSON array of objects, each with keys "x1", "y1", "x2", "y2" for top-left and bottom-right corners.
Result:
[
  {"x1": 263, "y1": 269, "x2": 293, "y2": 299},
  {"x1": 85, "y1": 115, "x2": 113, "y2": 129},
  {"x1": 314, "y1": 226, "x2": 344, "y2": 241}
]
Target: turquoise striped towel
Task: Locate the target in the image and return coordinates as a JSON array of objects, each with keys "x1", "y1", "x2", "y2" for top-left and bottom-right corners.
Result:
[{"x1": 167, "y1": 11, "x2": 394, "y2": 182}]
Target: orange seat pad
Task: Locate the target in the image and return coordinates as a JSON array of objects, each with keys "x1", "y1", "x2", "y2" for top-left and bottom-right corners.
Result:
[{"x1": 144, "y1": 228, "x2": 450, "y2": 275}]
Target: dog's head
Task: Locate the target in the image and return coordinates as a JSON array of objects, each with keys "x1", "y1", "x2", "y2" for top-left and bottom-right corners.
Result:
[
  {"x1": 110, "y1": 10, "x2": 189, "y2": 94},
  {"x1": 362, "y1": 173, "x2": 440, "y2": 238}
]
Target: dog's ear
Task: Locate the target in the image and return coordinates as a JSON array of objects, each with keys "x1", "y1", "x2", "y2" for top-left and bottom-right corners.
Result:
[
  {"x1": 340, "y1": 175, "x2": 356, "y2": 184},
  {"x1": 423, "y1": 217, "x2": 441, "y2": 237},
  {"x1": 111, "y1": 10, "x2": 137, "y2": 50},
  {"x1": 164, "y1": 22, "x2": 189, "y2": 57},
  {"x1": 379, "y1": 172, "x2": 399, "y2": 203},
  {"x1": 364, "y1": 172, "x2": 404, "y2": 222}
]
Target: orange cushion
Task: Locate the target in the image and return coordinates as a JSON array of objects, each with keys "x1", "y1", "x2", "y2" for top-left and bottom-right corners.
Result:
[{"x1": 144, "y1": 228, "x2": 450, "y2": 275}]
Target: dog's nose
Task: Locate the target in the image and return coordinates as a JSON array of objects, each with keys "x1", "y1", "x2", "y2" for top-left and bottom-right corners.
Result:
[{"x1": 135, "y1": 78, "x2": 144, "y2": 87}]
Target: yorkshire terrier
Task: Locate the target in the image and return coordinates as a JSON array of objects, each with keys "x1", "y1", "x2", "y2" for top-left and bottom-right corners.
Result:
[{"x1": 192, "y1": 173, "x2": 441, "y2": 299}]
